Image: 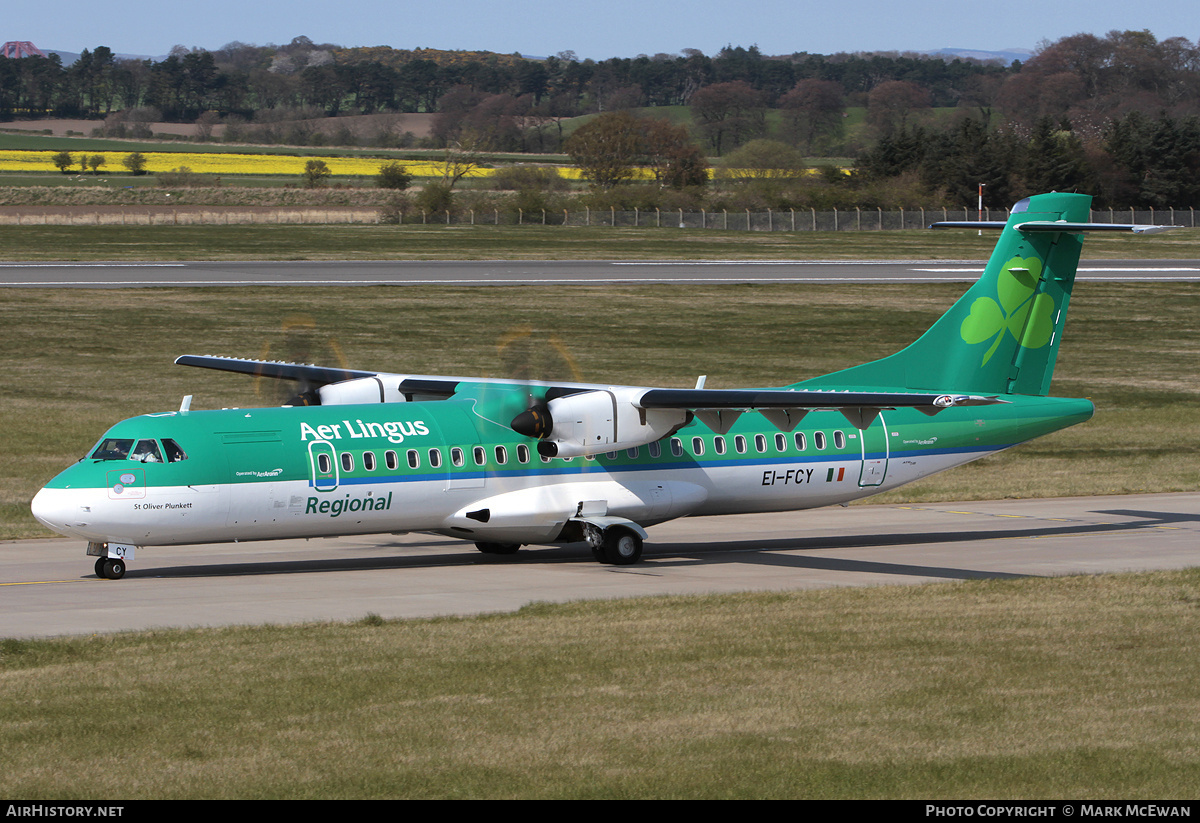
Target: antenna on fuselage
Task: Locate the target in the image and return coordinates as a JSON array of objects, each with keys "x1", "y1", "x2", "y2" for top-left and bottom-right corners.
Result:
[
  {"x1": 179, "y1": 395, "x2": 193, "y2": 412},
  {"x1": 695, "y1": 375, "x2": 707, "y2": 390}
]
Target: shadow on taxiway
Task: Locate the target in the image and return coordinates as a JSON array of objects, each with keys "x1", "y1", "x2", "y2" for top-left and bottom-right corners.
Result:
[{"x1": 101, "y1": 507, "x2": 1196, "y2": 583}]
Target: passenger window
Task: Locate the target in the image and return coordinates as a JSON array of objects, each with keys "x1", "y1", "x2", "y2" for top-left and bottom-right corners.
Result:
[
  {"x1": 363, "y1": 451, "x2": 377, "y2": 471},
  {"x1": 691, "y1": 436, "x2": 705, "y2": 456},
  {"x1": 714, "y1": 436, "x2": 726, "y2": 455},
  {"x1": 815, "y1": 432, "x2": 827, "y2": 450},
  {"x1": 834, "y1": 431, "x2": 846, "y2": 449},
  {"x1": 341, "y1": 452, "x2": 354, "y2": 472},
  {"x1": 648, "y1": 442, "x2": 661, "y2": 458},
  {"x1": 162, "y1": 438, "x2": 188, "y2": 462},
  {"x1": 734, "y1": 435, "x2": 747, "y2": 454},
  {"x1": 131, "y1": 439, "x2": 163, "y2": 463},
  {"x1": 407, "y1": 449, "x2": 419, "y2": 469},
  {"x1": 317, "y1": 453, "x2": 332, "y2": 474},
  {"x1": 671, "y1": 438, "x2": 683, "y2": 457},
  {"x1": 626, "y1": 447, "x2": 639, "y2": 459},
  {"x1": 775, "y1": 433, "x2": 787, "y2": 452},
  {"x1": 473, "y1": 446, "x2": 486, "y2": 466},
  {"x1": 495, "y1": 446, "x2": 508, "y2": 465},
  {"x1": 386, "y1": 450, "x2": 399, "y2": 470},
  {"x1": 794, "y1": 432, "x2": 806, "y2": 451},
  {"x1": 428, "y1": 448, "x2": 442, "y2": 468},
  {"x1": 517, "y1": 444, "x2": 530, "y2": 463},
  {"x1": 754, "y1": 434, "x2": 766, "y2": 453},
  {"x1": 451, "y1": 447, "x2": 464, "y2": 467}
]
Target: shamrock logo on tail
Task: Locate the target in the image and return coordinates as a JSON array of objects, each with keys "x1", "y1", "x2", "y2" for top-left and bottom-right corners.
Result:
[{"x1": 960, "y1": 257, "x2": 1056, "y2": 365}]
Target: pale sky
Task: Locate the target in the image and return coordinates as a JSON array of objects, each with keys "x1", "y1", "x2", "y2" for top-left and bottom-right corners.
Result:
[{"x1": 6, "y1": 0, "x2": 1197, "y2": 61}]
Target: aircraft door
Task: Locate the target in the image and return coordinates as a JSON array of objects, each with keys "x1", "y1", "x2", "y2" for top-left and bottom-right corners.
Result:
[
  {"x1": 858, "y1": 413, "x2": 889, "y2": 487},
  {"x1": 308, "y1": 440, "x2": 338, "y2": 492}
]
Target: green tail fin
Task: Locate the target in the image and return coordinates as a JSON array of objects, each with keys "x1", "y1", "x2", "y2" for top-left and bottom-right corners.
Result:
[{"x1": 800, "y1": 192, "x2": 1092, "y2": 397}]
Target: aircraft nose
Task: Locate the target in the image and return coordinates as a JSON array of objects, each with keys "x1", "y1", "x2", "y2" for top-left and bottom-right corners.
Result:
[{"x1": 31, "y1": 487, "x2": 79, "y2": 537}]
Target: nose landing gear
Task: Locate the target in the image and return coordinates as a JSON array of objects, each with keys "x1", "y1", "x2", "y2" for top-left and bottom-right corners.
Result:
[{"x1": 94, "y1": 556, "x2": 126, "y2": 579}]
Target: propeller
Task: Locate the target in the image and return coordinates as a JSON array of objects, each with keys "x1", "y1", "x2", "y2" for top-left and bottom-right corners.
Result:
[{"x1": 510, "y1": 402, "x2": 553, "y2": 439}]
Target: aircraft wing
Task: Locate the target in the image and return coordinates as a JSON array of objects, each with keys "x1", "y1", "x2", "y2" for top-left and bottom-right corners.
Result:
[{"x1": 176, "y1": 354, "x2": 1006, "y2": 455}]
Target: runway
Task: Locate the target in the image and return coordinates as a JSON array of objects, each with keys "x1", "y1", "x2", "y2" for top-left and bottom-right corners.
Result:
[
  {"x1": 2, "y1": 258, "x2": 1200, "y2": 287},
  {"x1": 4, "y1": 492, "x2": 1197, "y2": 639}
]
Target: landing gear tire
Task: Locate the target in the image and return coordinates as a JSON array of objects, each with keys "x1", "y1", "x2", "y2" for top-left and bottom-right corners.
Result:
[
  {"x1": 94, "y1": 557, "x2": 107, "y2": 578},
  {"x1": 475, "y1": 542, "x2": 521, "y2": 555},
  {"x1": 601, "y1": 529, "x2": 643, "y2": 566},
  {"x1": 100, "y1": 558, "x2": 126, "y2": 579}
]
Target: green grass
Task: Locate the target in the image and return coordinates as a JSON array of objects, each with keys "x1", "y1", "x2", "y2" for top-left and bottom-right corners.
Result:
[
  {"x1": 2, "y1": 224, "x2": 1199, "y2": 262},
  {"x1": 3, "y1": 570, "x2": 1198, "y2": 798},
  {"x1": 3, "y1": 281, "x2": 1200, "y2": 539}
]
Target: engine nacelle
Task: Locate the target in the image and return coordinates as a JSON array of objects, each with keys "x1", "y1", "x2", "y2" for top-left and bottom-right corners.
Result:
[
  {"x1": 318, "y1": 377, "x2": 407, "y2": 406},
  {"x1": 538, "y1": 388, "x2": 688, "y2": 458}
]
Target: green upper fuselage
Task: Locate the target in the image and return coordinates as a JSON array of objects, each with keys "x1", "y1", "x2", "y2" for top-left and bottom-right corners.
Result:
[{"x1": 45, "y1": 387, "x2": 1094, "y2": 496}]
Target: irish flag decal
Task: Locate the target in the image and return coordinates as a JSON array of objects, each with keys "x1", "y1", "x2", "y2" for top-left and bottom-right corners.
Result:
[{"x1": 826, "y1": 467, "x2": 845, "y2": 482}]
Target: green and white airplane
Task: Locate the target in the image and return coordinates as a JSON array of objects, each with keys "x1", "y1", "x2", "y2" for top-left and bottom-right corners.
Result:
[{"x1": 33, "y1": 192, "x2": 1175, "y2": 579}]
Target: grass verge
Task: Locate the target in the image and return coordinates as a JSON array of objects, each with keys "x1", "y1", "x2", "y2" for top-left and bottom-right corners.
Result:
[
  {"x1": 1, "y1": 224, "x2": 1199, "y2": 261},
  {"x1": 2, "y1": 570, "x2": 1198, "y2": 798}
]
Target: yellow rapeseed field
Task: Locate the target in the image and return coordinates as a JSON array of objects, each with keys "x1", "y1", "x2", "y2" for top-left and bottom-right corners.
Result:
[
  {"x1": 0, "y1": 150, "x2": 498, "y2": 179},
  {"x1": 0, "y1": 150, "x2": 665, "y2": 181}
]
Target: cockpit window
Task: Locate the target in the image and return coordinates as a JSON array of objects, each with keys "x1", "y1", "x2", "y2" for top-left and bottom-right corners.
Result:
[
  {"x1": 131, "y1": 439, "x2": 164, "y2": 463},
  {"x1": 91, "y1": 438, "x2": 133, "y2": 460},
  {"x1": 162, "y1": 439, "x2": 188, "y2": 462}
]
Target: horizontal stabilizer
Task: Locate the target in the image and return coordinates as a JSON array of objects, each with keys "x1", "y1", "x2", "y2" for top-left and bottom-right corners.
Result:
[{"x1": 931, "y1": 220, "x2": 1180, "y2": 234}]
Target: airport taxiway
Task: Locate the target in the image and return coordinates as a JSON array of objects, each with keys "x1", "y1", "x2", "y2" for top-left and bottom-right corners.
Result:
[
  {"x1": 3, "y1": 492, "x2": 1197, "y2": 639},
  {"x1": 2, "y1": 258, "x2": 1200, "y2": 287}
]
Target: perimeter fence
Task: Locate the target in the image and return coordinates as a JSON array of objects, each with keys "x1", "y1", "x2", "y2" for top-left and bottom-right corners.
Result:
[
  {"x1": 399, "y1": 205, "x2": 1198, "y2": 230},
  {"x1": 2, "y1": 204, "x2": 1196, "y2": 229}
]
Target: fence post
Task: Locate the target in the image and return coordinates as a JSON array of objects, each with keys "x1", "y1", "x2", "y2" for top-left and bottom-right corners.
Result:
[
  {"x1": 702, "y1": 209, "x2": 707, "y2": 229},
  {"x1": 586, "y1": 207, "x2": 590, "y2": 226},
  {"x1": 542, "y1": 209, "x2": 546, "y2": 225},
  {"x1": 611, "y1": 206, "x2": 616, "y2": 226},
  {"x1": 856, "y1": 207, "x2": 861, "y2": 231},
  {"x1": 656, "y1": 208, "x2": 661, "y2": 228},
  {"x1": 634, "y1": 207, "x2": 639, "y2": 227},
  {"x1": 518, "y1": 208, "x2": 523, "y2": 225},
  {"x1": 900, "y1": 206, "x2": 904, "y2": 229},
  {"x1": 723, "y1": 210, "x2": 727, "y2": 230},
  {"x1": 834, "y1": 207, "x2": 838, "y2": 231},
  {"x1": 811, "y1": 208, "x2": 816, "y2": 231},
  {"x1": 878, "y1": 207, "x2": 883, "y2": 230},
  {"x1": 745, "y1": 209, "x2": 750, "y2": 230},
  {"x1": 470, "y1": 209, "x2": 475, "y2": 225},
  {"x1": 679, "y1": 208, "x2": 684, "y2": 228},
  {"x1": 791, "y1": 209, "x2": 795, "y2": 231}
]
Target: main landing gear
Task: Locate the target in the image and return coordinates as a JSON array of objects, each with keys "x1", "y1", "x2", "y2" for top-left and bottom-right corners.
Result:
[
  {"x1": 94, "y1": 556, "x2": 126, "y2": 579},
  {"x1": 586, "y1": 526, "x2": 644, "y2": 566}
]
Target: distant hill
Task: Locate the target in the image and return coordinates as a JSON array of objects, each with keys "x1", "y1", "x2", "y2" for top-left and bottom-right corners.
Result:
[{"x1": 927, "y1": 47, "x2": 1033, "y2": 65}]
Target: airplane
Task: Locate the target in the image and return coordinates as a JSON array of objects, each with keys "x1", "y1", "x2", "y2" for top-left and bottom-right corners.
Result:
[{"x1": 31, "y1": 192, "x2": 1177, "y2": 579}]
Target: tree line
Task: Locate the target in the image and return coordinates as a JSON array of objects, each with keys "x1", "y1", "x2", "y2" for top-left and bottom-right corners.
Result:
[{"x1": 2, "y1": 31, "x2": 1199, "y2": 207}]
